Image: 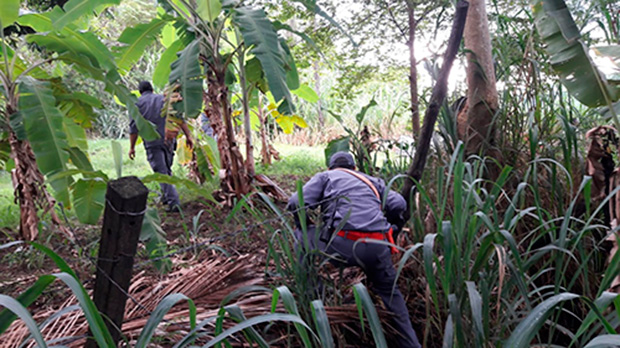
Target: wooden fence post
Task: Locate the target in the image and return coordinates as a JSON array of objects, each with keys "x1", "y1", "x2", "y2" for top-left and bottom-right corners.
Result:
[{"x1": 86, "y1": 176, "x2": 148, "y2": 347}]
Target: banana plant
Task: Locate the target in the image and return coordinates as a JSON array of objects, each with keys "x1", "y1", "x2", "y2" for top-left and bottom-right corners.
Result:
[
  {"x1": 0, "y1": 0, "x2": 160, "y2": 239},
  {"x1": 531, "y1": 0, "x2": 620, "y2": 130},
  {"x1": 140, "y1": 0, "x2": 334, "y2": 201}
]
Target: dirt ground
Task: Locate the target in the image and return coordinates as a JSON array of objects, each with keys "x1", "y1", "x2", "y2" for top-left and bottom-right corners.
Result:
[{"x1": 0, "y1": 172, "x2": 430, "y2": 347}]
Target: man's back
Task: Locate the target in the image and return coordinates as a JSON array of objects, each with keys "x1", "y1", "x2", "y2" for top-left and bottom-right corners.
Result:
[
  {"x1": 131, "y1": 91, "x2": 165, "y2": 148},
  {"x1": 288, "y1": 169, "x2": 405, "y2": 233}
]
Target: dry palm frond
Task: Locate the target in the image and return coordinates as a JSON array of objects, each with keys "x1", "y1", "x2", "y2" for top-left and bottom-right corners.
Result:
[{"x1": 1, "y1": 253, "x2": 267, "y2": 348}]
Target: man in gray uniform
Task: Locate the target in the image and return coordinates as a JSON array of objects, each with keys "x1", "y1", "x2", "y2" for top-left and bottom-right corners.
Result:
[
  {"x1": 287, "y1": 152, "x2": 421, "y2": 348},
  {"x1": 128, "y1": 81, "x2": 193, "y2": 212}
]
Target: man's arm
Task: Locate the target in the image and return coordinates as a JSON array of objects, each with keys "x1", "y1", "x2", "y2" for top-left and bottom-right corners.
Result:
[
  {"x1": 179, "y1": 122, "x2": 194, "y2": 149},
  {"x1": 385, "y1": 190, "x2": 407, "y2": 237},
  {"x1": 287, "y1": 173, "x2": 327, "y2": 227},
  {"x1": 128, "y1": 119, "x2": 138, "y2": 160},
  {"x1": 129, "y1": 133, "x2": 138, "y2": 160}
]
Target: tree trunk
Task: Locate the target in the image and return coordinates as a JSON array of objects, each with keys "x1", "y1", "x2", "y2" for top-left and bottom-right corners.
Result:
[
  {"x1": 9, "y1": 131, "x2": 43, "y2": 241},
  {"x1": 314, "y1": 60, "x2": 324, "y2": 129},
  {"x1": 401, "y1": 0, "x2": 469, "y2": 205},
  {"x1": 204, "y1": 65, "x2": 251, "y2": 202},
  {"x1": 258, "y1": 96, "x2": 271, "y2": 166},
  {"x1": 313, "y1": 16, "x2": 324, "y2": 129},
  {"x1": 238, "y1": 42, "x2": 255, "y2": 177},
  {"x1": 407, "y1": 0, "x2": 420, "y2": 139},
  {"x1": 460, "y1": 0, "x2": 499, "y2": 155}
]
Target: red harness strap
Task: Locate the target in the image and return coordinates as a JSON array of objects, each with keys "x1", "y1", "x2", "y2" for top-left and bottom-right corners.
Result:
[{"x1": 337, "y1": 227, "x2": 399, "y2": 254}]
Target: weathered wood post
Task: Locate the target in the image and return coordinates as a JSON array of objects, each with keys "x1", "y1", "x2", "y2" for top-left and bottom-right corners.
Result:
[{"x1": 86, "y1": 176, "x2": 148, "y2": 347}]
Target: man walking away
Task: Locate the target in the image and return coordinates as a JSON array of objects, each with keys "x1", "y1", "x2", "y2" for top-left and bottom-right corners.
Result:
[
  {"x1": 287, "y1": 151, "x2": 421, "y2": 348},
  {"x1": 128, "y1": 81, "x2": 193, "y2": 213}
]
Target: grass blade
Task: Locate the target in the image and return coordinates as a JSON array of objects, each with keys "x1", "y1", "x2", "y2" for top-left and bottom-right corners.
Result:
[
  {"x1": 136, "y1": 293, "x2": 196, "y2": 348},
  {"x1": 202, "y1": 313, "x2": 314, "y2": 348},
  {"x1": 504, "y1": 293, "x2": 580, "y2": 348},
  {"x1": 353, "y1": 283, "x2": 388, "y2": 348},
  {"x1": 311, "y1": 299, "x2": 334, "y2": 348},
  {"x1": 584, "y1": 335, "x2": 620, "y2": 348},
  {"x1": 0, "y1": 294, "x2": 47, "y2": 348},
  {"x1": 271, "y1": 286, "x2": 312, "y2": 347}
]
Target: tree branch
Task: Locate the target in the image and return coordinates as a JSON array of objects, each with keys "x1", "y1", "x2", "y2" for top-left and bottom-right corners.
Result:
[{"x1": 400, "y1": 0, "x2": 469, "y2": 205}]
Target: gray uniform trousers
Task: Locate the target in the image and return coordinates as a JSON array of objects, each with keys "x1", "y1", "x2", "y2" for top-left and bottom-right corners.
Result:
[
  {"x1": 146, "y1": 142, "x2": 180, "y2": 207},
  {"x1": 296, "y1": 227, "x2": 421, "y2": 348}
]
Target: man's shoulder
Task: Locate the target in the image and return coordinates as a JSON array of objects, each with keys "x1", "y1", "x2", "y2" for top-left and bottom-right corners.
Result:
[{"x1": 138, "y1": 92, "x2": 164, "y2": 102}]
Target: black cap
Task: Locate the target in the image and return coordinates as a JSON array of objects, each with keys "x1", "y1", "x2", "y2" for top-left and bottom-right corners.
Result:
[{"x1": 329, "y1": 151, "x2": 355, "y2": 170}]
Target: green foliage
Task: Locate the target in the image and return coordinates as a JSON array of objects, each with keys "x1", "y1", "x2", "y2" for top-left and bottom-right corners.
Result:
[
  {"x1": 53, "y1": 0, "x2": 119, "y2": 30},
  {"x1": 71, "y1": 178, "x2": 106, "y2": 224},
  {"x1": 531, "y1": 0, "x2": 619, "y2": 107},
  {"x1": 153, "y1": 39, "x2": 185, "y2": 89},
  {"x1": 196, "y1": 0, "x2": 222, "y2": 23},
  {"x1": 0, "y1": 0, "x2": 20, "y2": 28},
  {"x1": 18, "y1": 77, "x2": 71, "y2": 204},
  {"x1": 111, "y1": 140, "x2": 123, "y2": 178},
  {"x1": 140, "y1": 207, "x2": 172, "y2": 273},
  {"x1": 324, "y1": 136, "x2": 350, "y2": 167},
  {"x1": 233, "y1": 7, "x2": 295, "y2": 114},
  {"x1": 115, "y1": 17, "x2": 168, "y2": 73},
  {"x1": 352, "y1": 283, "x2": 387, "y2": 347},
  {"x1": 169, "y1": 40, "x2": 202, "y2": 119}
]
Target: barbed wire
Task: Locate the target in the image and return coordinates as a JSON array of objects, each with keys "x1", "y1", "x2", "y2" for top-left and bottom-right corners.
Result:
[
  {"x1": 58, "y1": 203, "x2": 154, "y2": 316},
  {"x1": 134, "y1": 195, "x2": 339, "y2": 267}
]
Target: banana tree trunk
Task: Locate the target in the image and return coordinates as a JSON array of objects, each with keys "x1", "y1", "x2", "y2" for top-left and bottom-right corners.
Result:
[
  {"x1": 460, "y1": 0, "x2": 499, "y2": 155},
  {"x1": 204, "y1": 65, "x2": 251, "y2": 202},
  {"x1": 258, "y1": 96, "x2": 271, "y2": 166},
  {"x1": 8, "y1": 131, "x2": 43, "y2": 241},
  {"x1": 238, "y1": 43, "x2": 255, "y2": 177}
]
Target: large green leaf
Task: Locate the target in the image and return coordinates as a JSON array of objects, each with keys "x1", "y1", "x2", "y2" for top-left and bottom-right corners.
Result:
[
  {"x1": 27, "y1": 32, "x2": 101, "y2": 69},
  {"x1": 62, "y1": 117, "x2": 89, "y2": 151},
  {"x1": 0, "y1": 0, "x2": 20, "y2": 28},
  {"x1": 324, "y1": 136, "x2": 350, "y2": 167},
  {"x1": 279, "y1": 38, "x2": 299, "y2": 90},
  {"x1": 160, "y1": 22, "x2": 177, "y2": 48},
  {"x1": 169, "y1": 40, "x2": 203, "y2": 119},
  {"x1": 18, "y1": 77, "x2": 71, "y2": 205},
  {"x1": 20, "y1": 10, "x2": 115, "y2": 71},
  {"x1": 355, "y1": 98, "x2": 377, "y2": 125},
  {"x1": 53, "y1": 0, "x2": 120, "y2": 30},
  {"x1": 154, "y1": 39, "x2": 185, "y2": 89},
  {"x1": 66, "y1": 147, "x2": 94, "y2": 171},
  {"x1": 115, "y1": 18, "x2": 168, "y2": 73},
  {"x1": 196, "y1": 0, "x2": 221, "y2": 23},
  {"x1": 17, "y1": 11, "x2": 54, "y2": 32},
  {"x1": 71, "y1": 178, "x2": 106, "y2": 225},
  {"x1": 531, "y1": 0, "x2": 620, "y2": 106},
  {"x1": 292, "y1": 84, "x2": 319, "y2": 103},
  {"x1": 233, "y1": 7, "x2": 295, "y2": 114}
]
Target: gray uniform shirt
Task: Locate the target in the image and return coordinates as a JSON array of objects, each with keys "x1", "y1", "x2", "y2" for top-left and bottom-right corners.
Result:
[
  {"x1": 129, "y1": 91, "x2": 165, "y2": 148},
  {"x1": 287, "y1": 170, "x2": 406, "y2": 232}
]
